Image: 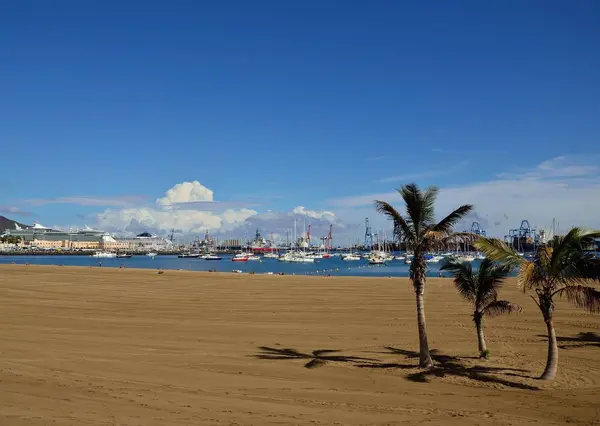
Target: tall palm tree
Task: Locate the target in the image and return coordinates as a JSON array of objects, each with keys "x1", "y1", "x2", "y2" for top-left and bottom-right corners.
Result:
[
  {"x1": 441, "y1": 258, "x2": 522, "y2": 357},
  {"x1": 375, "y1": 183, "x2": 473, "y2": 367},
  {"x1": 475, "y1": 228, "x2": 600, "y2": 380}
]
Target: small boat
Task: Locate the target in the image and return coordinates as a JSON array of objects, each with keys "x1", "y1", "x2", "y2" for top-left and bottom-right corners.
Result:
[
  {"x1": 263, "y1": 252, "x2": 279, "y2": 259},
  {"x1": 116, "y1": 253, "x2": 132, "y2": 258},
  {"x1": 178, "y1": 253, "x2": 200, "y2": 258},
  {"x1": 146, "y1": 252, "x2": 158, "y2": 257},
  {"x1": 202, "y1": 254, "x2": 222, "y2": 260},
  {"x1": 342, "y1": 253, "x2": 361, "y2": 261},
  {"x1": 305, "y1": 253, "x2": 323, "y2": 259},
  {"x1": 92, "y1": 251, "x2": 117, "y2": 258},
  {"x1": 232, "y1": 253, "x2": 249, "y2": 262},
  {"x1": 368, "y1": 257, "x2": 386, "y2": 265},
  {"x1": 232, "y1": 269, "x2": 243, "y2": 273},
  {"x1": 247, "y1": 255, "x2": 261, "y2": 261}
]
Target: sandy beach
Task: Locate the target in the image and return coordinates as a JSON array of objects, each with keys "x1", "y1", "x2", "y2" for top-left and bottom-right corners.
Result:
[{"x1": 1, "y1": 265, "x2": 599, "y2": 425}]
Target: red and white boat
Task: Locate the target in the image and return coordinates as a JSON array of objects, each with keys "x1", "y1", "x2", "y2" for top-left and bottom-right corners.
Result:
[
  {"x1": 232, "y1": 253, "x2": 249, "y2": 262},
  {"x1": 250, "y1": 229, "x2": 278, "y2": 253}
]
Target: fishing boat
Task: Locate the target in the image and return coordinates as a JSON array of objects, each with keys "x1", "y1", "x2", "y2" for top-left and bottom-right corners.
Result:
[
  {"x1": 278, "y1": 251, "x2": 315, "y2": 263},
  {"x1": 202, "y1": 253, "x2": 222, "y2": 260},
  {"x1": 368, "y1": 255, "x2": 386, "y2": 265},
  {"x1": 178, "y1": 253, "x2": 200, "y2": 258},
  {"x1": 92, "y1": 251, "x2": 117, "y2": 258},
  {"x1": 425, "y1": 254, "x2": 445, "y2": 263},
  {"x1": 232, "y1": 253, "x2": 249, "y2": 262},
  {"x1": 342, "y1": 253, "x2": 361, "y2": 261}
]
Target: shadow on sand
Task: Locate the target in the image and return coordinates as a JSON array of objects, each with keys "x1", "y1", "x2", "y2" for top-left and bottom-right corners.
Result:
[
  {"x1": 252, "y1": 345, "x2": 539, "y2": 390},
  {"x1": 253, "y1": 346, "x2": 377, "y2": 369},
  {"x1": 537, "y1": 332, "x2": 600, "y2": 350},
  {"x1": 377, "y1": 347, "x2": 539, "y2": 390}
]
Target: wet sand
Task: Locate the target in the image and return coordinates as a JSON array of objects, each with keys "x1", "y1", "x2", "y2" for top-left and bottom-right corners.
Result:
[{"x1": 1, "y1": 265, "x2": 599, "y2": 425}]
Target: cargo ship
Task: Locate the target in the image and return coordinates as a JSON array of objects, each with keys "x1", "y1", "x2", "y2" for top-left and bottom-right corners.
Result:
[{"x1": 250, "y1": 229, "x2": 277, "y2": 253}]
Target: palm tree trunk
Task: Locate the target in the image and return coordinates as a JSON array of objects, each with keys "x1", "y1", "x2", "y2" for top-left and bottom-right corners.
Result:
[
  {"x1": 474, "y1": 313, "x2": 487, "y2": 356},
  {"x1": 412, "y1": 254, "x2": 433, "y2": 368},
  {"x1": 540, "y1": 313, "x2": 558, "y2": 380}
]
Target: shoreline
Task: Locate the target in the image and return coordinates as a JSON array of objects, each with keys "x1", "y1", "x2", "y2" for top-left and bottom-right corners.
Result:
[{"x1": 0, "y1": 263, "x2": 418, "y2": 280}]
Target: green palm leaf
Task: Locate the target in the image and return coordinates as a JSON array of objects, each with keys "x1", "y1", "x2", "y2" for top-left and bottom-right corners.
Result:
[{"x1": 483, "y1": 300, "x2": 522, "y2": 317}]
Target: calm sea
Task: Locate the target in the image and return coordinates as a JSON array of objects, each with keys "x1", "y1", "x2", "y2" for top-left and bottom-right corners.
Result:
[{"x1": 0, "y1": 255, "x2": 484, "y2": 278}]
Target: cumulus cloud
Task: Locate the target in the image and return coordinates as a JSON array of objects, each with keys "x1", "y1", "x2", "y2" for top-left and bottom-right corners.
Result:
[
  {"x1": 156, "y1": 181, "x2": 214, "y2": 206},
  {"x1": 92, "y1": 181, "x2": 354, "y2": 242},
  {"x1": 95, "y1": 181, "x2": 256, "y2": 235},
  {"x1": 292, "y1": 206, "x2": 336, "y2": 221},
  {"x1": 216, "y1": 207, "x2": 359, "y2": 247},
  {"x1": 328, "y1": 156, "x2": 600, "y2": 237}
]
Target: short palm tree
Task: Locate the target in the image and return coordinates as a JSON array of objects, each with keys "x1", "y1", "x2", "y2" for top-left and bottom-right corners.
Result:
[
  {"x1": 441, "y1": 258, "x2": 522, "y2": 357},
  {"x1": 375, "y1": 183, "x2": 473, "y2": 367},
  {"x1": 475, "y1": 228, "x2": 600, "y2": 380}
]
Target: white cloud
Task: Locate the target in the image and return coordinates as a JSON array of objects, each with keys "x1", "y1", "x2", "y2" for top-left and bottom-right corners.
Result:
[
  {"x1": 93, "y1": 181, "x2": 352, "y2": 241},
  {"x1": 328, "y1": 156, "x2": 600, "y2": 237},
  {"x1": 292, "y1": 206, "x2": 336, "y2": 221},
  {"x1": 96, "y1": 181, "x2": 256, "y2": 235},
  {"x1": 156, "y1": 181, "x2": 214, "y2": 206}
]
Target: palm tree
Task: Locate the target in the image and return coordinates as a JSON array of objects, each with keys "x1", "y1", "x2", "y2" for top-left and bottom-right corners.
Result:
[
  {"x1": 375, "y1": 183, "x2": 473, "y2": 367},
  {"x1": 475, "y1": 228, "x2": 600, "y2": 380},
  {"x1": 441, "y1": 258, "x2": 522, "y2": 357}
]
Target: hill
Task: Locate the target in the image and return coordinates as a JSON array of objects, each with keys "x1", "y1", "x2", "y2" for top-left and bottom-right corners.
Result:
[{"x1": 0, "y1": 215, "x2": 29, "y2": 233}]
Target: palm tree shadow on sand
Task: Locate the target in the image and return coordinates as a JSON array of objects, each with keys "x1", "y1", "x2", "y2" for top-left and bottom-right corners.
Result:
[
  {"x1": 362, "y1": 347, "x2": 539, "y2": 390},
  {"x1": 539, "y1": 332, "x2": 600, "y2": 350},
  {"x1": 253, "y1": 346, "x2": 377, "y2": 369},
  {"x1": 252, "y1": 346, "x2": 539, "y2": 390}
]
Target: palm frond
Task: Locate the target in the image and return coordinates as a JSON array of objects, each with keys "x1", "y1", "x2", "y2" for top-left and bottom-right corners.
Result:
[
  {"x1": 483, "y1": 300, "x2": 523, "y2": 317},
  {"x1": 476, "y1": 258, "x2": 510, "y2": 302},
  {"x1": 474, "y1": 238, "x2": 523, "y2": 268},
  {"x1": 550, "y1": 228, "x2": 600, "y2": 275},
  {"x1": 400, "y1": 183, "x2": 437, "y2": 240},
  {"x1": 555, "y1": 285, "x2": 600, "y2": 314},
  {"x1": 374, "y1": 200, "x2": 413, "y2": 243},
  {"x1": 432, "y1": 204, "x2": 474, "y2": 235},
  {"x1": 517, "y1": 260, "x2": 543, "y2": 292},
  {"x1": 421, "y1": 186, "x2": 439, "y2": 225},
  {"x1": 440, "y1": 261, "x2": 476, "y2": 303}
]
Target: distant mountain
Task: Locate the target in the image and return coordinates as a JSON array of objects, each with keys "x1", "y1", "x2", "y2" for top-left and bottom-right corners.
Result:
[{"x1": 0, "y1": 216, "x2": 30, "y2": 233}]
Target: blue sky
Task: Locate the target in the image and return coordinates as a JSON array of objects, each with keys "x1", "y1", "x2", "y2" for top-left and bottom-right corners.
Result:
[{"x1": 2, "y1": 1, "x2": 600, "y2": 241}]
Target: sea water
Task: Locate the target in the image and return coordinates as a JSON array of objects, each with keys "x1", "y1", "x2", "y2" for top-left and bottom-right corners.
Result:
[{"x1": 0, "y1": 255, "x2": 486, "y2": 277}]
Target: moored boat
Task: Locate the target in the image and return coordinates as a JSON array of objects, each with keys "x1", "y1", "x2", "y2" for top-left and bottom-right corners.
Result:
[
  {"x1": 92, "y1": 251, "x2": 117, "y2": 258},
  {"x1": 178, "y1": 253, "x2": 200, "y2": 258}
]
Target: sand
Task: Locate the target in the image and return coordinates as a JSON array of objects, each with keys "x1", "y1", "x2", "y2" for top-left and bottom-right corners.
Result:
[{"x1": 1, "y1": 265, "x2": 599, "y2": 425}]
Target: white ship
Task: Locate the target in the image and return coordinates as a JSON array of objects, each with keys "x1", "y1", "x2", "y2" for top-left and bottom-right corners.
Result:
[{"x1": 91, "y1": 251, "x2": 117, "y2": 258}]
